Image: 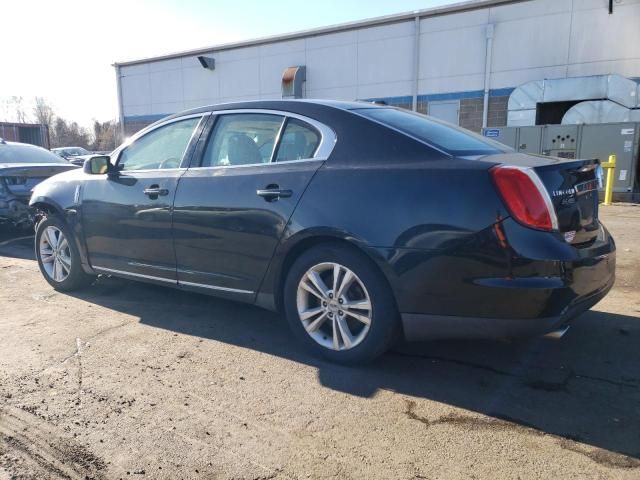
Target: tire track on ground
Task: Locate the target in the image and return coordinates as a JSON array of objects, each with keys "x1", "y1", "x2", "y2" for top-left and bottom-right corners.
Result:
[{"x1": 0, "y1": 406, "x2": 107, "y2": 479}]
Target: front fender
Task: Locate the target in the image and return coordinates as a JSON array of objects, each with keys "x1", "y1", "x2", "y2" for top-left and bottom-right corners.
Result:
[{"x1": 30, "y1": 179, "x2": 93, "y2": 274}]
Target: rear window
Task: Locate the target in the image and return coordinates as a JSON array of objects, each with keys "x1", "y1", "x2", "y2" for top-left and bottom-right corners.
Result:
[
  {"x1": 352, "y1": 107, "x2": 511, "y2": 157},
  {"x1": 0, "y1": 144, "x2": 68, "y2": 164}
]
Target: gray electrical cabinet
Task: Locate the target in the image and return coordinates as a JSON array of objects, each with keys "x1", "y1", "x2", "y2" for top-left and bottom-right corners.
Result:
[
  {"x1": 542, "y1": 125, "x2": 579, "y2": 159},
  {"x1": 482, "y1": 122, "x2": 639, "y2": 200},
  {"x1": 517, "y1": 126, "x2": 542, "y2": 154},
  {"x1": 579, "y1": 123, "x2": 639, "y2": 194}
]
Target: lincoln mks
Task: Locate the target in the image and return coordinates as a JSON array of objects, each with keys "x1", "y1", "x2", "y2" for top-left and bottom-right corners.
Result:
[{"x1": 30, "y1": 100, "x2": 615, "y2": 364}]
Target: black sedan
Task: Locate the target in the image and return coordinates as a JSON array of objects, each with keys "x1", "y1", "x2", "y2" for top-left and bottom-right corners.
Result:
[
  {"x1": 29, "y1": 100, "x2": 615, "y2": 364},
  {"x1": 0, "y1": 140, "x2": 78, "y2": 228}
]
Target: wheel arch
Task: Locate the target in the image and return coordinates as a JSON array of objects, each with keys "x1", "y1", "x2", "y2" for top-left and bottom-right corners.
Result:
[
  {"x1": 30, "y1": 198, "x2": 65, "y2": 226},
  {"x1": 269, "y1": 231, "x2": 399, "y2": 319},
  {"x1": 31, "y1": 197, "x2": 93, "y2": 275}
]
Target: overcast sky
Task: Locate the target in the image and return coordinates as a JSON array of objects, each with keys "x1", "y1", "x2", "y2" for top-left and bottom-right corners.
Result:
[{"x1": 0, "y1": 0, "x2": 456, "y2": 127}]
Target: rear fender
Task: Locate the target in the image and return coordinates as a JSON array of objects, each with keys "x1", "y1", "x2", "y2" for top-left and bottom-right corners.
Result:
[{"x1": 255, "y1": 226, "x2": 399, "y2": 312}]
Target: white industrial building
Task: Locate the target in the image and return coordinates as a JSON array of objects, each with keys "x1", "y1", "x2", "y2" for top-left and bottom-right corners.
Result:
[{"x1": 115, "y1": 0, "x2": 640, "y2": 136}]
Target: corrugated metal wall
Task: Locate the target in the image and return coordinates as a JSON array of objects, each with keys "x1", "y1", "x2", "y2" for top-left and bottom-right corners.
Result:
[
  {"x1": 117, "y1": 0, "x2": 640, "y2": 135},
  {"x1": 0, "y1": 123, "x2": 50, "y2": 148}
]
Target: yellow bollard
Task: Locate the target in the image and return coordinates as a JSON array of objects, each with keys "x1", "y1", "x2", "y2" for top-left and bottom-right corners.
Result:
[{"x1": 600, "y1": 154, "x2": 616, "y2": 206}]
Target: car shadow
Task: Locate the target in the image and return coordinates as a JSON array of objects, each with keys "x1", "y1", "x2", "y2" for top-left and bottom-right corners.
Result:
[
  {"x1": 61, "y1": 275, "x2": 640, "y2": 465},
  {"x1": 0, "y1": 226, "x2": 34, "y2": 260}
]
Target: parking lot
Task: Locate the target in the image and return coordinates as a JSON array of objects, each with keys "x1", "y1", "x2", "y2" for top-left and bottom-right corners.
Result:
[{"x1": 0, "y1": 205, "x2": 638, "y2": 479}]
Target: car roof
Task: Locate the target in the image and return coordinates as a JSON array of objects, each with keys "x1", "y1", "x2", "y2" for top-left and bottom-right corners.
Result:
[
  {"x1": 182, "y1": 99, "x2": 381, "y2": 115},
  {"x1": 150, "y1": 99, "x2": 384, "y2": 133}
]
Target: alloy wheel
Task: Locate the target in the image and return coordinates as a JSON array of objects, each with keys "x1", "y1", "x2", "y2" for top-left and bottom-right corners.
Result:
[
  {"x1": 39, "y1": 226, "x2": 72, "y2": 282},
  {"x1": 296, "y1": 262, "x2": 372, "y2": 351}
]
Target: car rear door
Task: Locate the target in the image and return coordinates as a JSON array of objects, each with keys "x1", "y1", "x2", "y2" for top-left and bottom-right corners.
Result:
[
  {"x1": 172, "y1": 110, "x2": 335, "y2": 299},
  {"x1": 81, "y1": 114, "x2": 206, "y2": 282}
]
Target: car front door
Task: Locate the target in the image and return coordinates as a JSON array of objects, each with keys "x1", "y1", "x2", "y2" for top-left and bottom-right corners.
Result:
[
  {"x1": 81, "y1": 114, "x2": 206, "y2": 282},
  {"x1": 172, "y1": 110, "x2": 335, "y2": 299}
]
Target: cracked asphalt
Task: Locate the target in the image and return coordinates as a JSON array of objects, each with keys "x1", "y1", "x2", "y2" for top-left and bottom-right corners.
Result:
[{"x1": 1, "y1": 205, "x2": 639, "y2": 479}]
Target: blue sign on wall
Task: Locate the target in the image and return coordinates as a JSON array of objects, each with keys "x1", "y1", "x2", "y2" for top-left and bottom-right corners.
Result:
[{"x1": 484, "y1": 129, "x2": 500, "y2": 138}]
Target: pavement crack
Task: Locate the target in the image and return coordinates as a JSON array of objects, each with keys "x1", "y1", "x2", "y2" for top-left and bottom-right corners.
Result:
[
  {"x1": 84, "y1": 320, "x2": 132, "y2": 343},
  {"x1": 35, "y1": 320, "x2": 131, "y2": 378},
  {"x1": 75, "y1": 338, "x2": 83, "y2": 406},
  {"x1": 558, "y1": 438, "x2": 640, "y2": 469},
  {"x1": 391, "y1": 352, "x2": 639, "y2": 391},
  {"x1": 405, "y1": 400, "x2": 640, "y2": 470},
  {"x1": 390, "y1": 351, "x2": 517, "y2": 377},
  {"x1": 404, "y1": 400, "x2": 431, "y2": 427},
  {"x1": 573, "y1": 373, "x2": 639, "y2": 390},
  {"x1": 404, "y1": 400, "x2": 539, "y2": 433}
]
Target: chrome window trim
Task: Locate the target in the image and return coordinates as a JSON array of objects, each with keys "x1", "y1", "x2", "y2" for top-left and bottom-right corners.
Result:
[
  {"x1": 186, "y1": 157, "x2": 325, "y2": 171},
  {"x1": 189, "y1": 108, "x2": 337, "y2": 170},
  {"x1": 270, "y1": 115, "x2": 288, "y2": 161},
  {"x1": 114, "y1": 167, "x2": 188, "y2": 174},
  {"x1": 113, "y1": 113, "x2": 208, "y2": 171}
]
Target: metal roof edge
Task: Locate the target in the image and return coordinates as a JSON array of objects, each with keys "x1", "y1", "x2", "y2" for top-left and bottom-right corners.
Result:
[{"x1": 113, "y1": 0, "x2": 526, "y2": 67}]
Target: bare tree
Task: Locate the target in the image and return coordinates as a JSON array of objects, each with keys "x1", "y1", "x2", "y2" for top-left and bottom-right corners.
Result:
[
  {"x1": 10, "y1": 96, "x2": 28, "y2": 123},
  {"x1": 90, "y1": 120, "x2": 117, "y2": 151},
  {"x1": 0, "y1": 96, "x2": 30, "y2": 123},
  {"x1": 2, "y1": 95, "x2": 109, "y2": 150},
  {"x1": 51, "y1": 117, "x2": 91, "y2": 149},
  {"x1": 33, "y1": 97, "x2": 55, "y2": 131}
]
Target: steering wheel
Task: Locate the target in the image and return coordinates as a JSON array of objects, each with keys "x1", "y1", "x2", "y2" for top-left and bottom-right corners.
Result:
[{"x1": 158, "y1": 157, "x2": 180, "y2": 169}]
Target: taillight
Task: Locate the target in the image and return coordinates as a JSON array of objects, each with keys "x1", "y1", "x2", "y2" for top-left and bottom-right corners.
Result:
[{"x1": 490, "y1": 166, "x2": 558, "y2": 231}]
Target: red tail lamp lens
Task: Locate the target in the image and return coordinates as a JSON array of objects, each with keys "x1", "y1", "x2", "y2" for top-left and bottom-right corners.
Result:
[{"x1": 491, "y1": 166, "x2": 554, "y2": 231}]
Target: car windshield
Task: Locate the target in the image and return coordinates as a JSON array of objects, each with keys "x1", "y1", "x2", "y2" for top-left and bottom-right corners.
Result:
[
  {"x1": 0, "y1": 144, "x2": 69, "y2": 164},
  {"x1": 352, "y1": 107, "x2": 512, "y2": 157}
]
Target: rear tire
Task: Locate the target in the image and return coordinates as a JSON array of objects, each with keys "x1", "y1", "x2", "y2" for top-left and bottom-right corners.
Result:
[
  {"x1": 35, "y1": 216, "x2": 94, "y2": 291},
  {"x1": 283, "y1": 243, "x2": 399, "y2": 365}
]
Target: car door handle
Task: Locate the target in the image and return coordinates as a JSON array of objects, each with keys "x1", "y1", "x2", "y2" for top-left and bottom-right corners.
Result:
[
  {"x1": 256, "y1": 187, "x2": 292, "y2": 200},
  {"x1": 144, "y1": 187, "x2": 169, "y2": 197}
]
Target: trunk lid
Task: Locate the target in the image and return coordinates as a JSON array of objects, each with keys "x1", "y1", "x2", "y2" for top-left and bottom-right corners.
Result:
[
  {"x1": 0, "y1": 163, "x2": 78, "y2": 201},
  {"x1": 481, "y1": 153, "x2": 601, "y2": 245}
]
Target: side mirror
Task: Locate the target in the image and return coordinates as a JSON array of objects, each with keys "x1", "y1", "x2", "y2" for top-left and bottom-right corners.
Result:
[{"x1": 83, "y1": 155, "x2": 113, "y2": 175}]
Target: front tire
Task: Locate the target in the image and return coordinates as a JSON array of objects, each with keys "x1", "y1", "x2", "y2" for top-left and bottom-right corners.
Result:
[
  {"x1": 35, "y1": 216, "x2": 93, "y2": 291},
  {"x1": 283, "y1": 243, "x2": 399, "y2": 365}
]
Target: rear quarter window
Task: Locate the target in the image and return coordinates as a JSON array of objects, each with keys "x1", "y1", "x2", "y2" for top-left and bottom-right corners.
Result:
[{"x1": 352, "y1": 107, "x2": 511, "y2": 157}]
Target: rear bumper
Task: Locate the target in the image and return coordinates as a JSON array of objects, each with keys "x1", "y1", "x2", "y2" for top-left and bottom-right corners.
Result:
[
  {"x1": 401, "y1": 271, "x2": 614, "y2": 340},
  {"x1": 388, "y1": 218, "x2": 616, "y2": 341}
]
